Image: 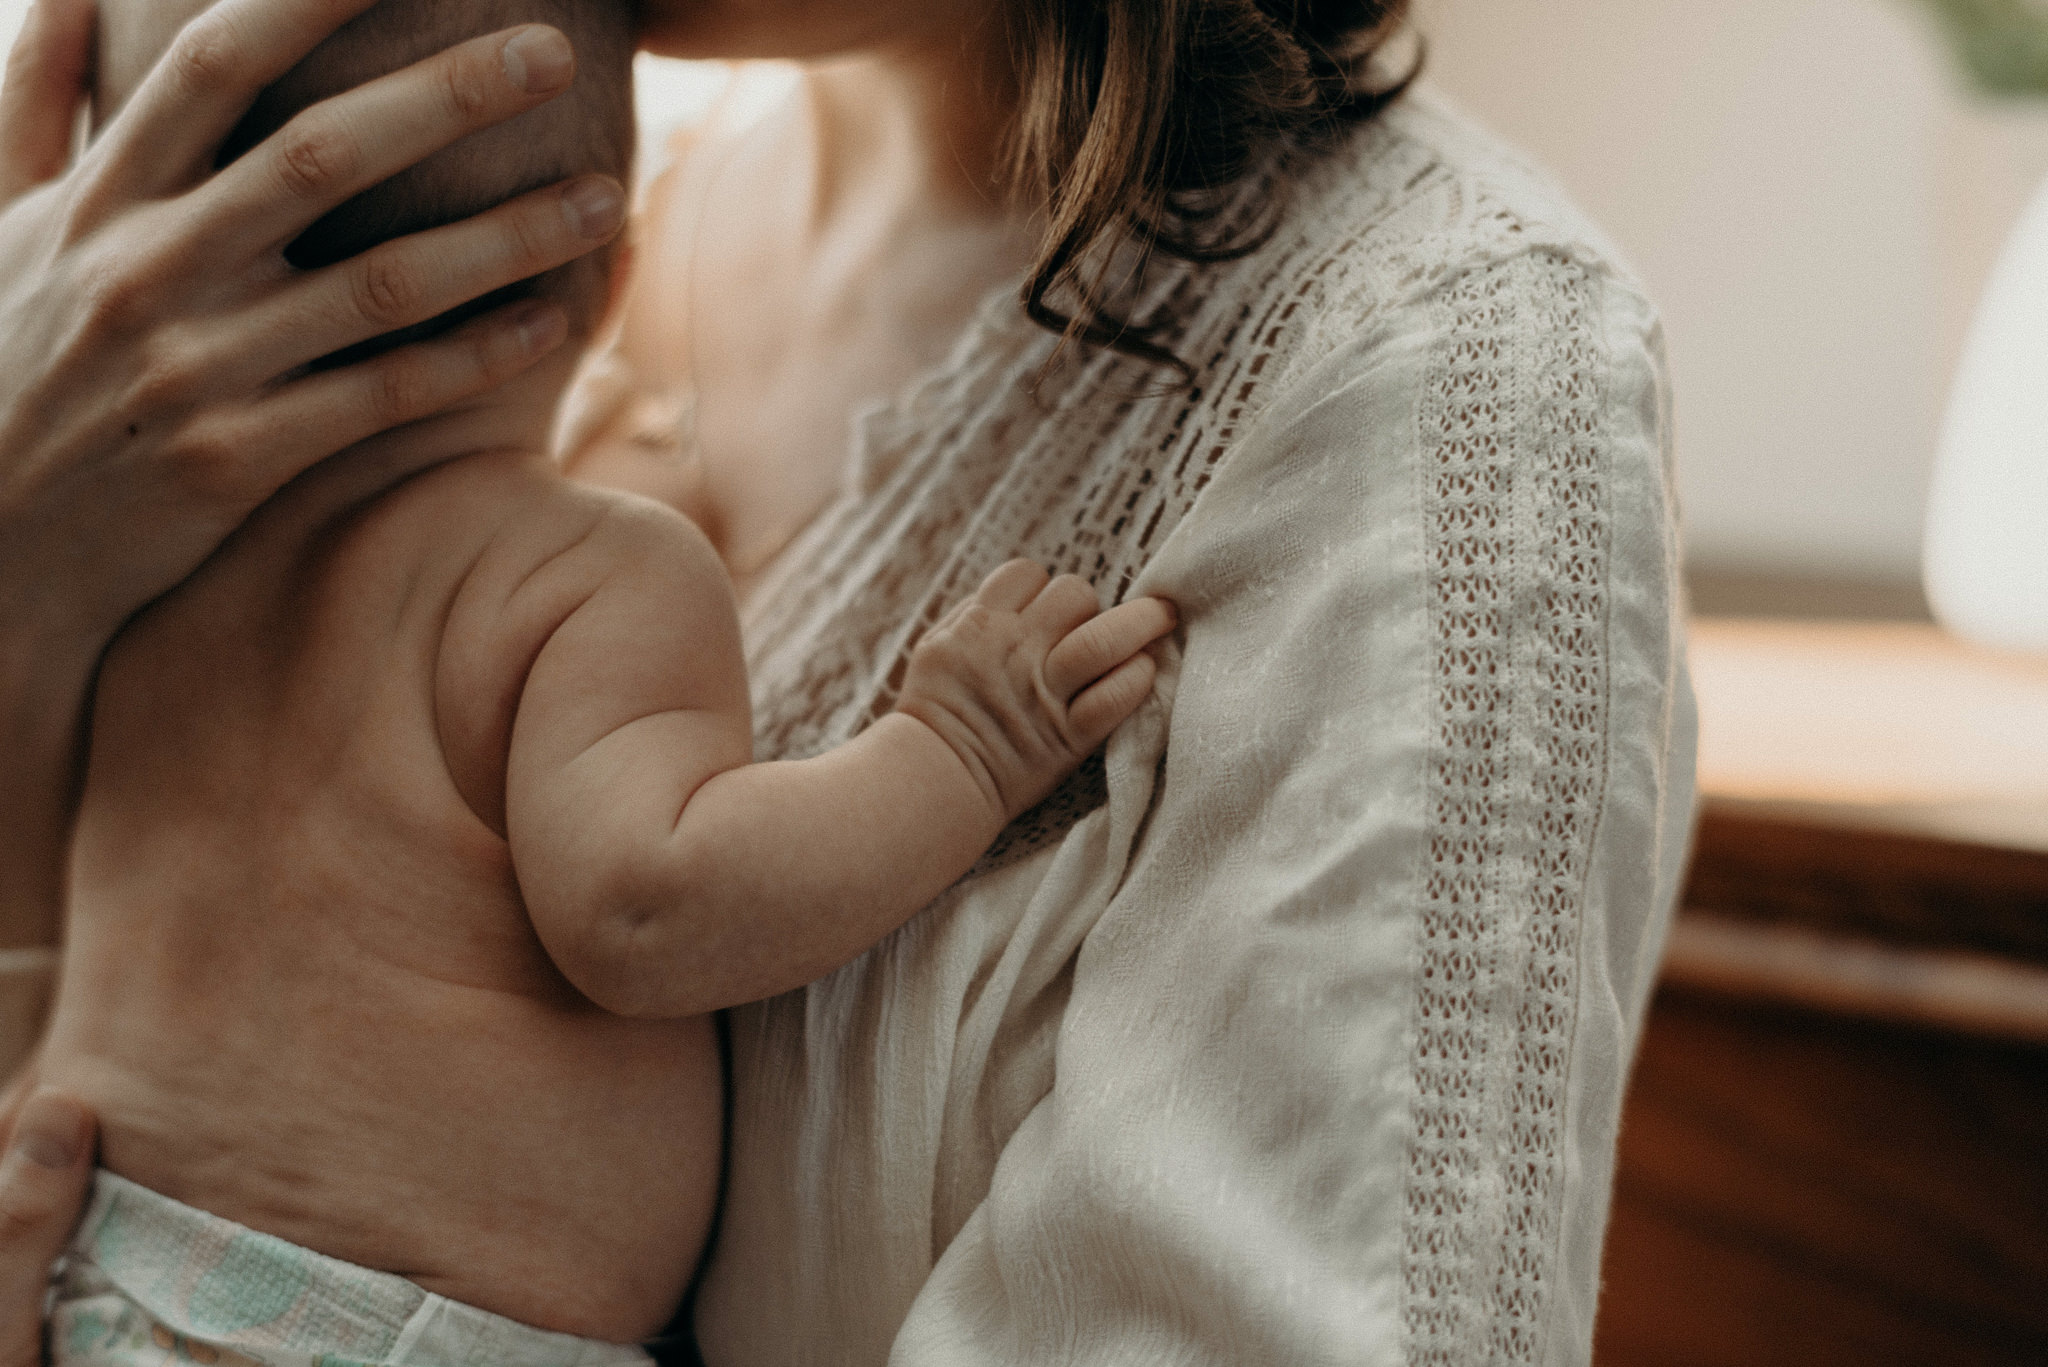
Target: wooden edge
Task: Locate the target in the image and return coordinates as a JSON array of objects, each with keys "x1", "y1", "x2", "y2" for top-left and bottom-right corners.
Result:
[
  {"x1": 1663, "y1": 913, "x2": 2048, "y2": 1047},
  {"x1": 1697, "y1": 800, "x2": 2048, "y2": 884},
  {"x1": 1699, "y1": 796, "x2": 2048, "y2": 865}
]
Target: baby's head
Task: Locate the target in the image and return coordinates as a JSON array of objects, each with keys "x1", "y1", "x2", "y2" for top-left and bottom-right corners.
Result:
[{"x1": 101, "y1": 0, "x2": 635, "y2": 355}]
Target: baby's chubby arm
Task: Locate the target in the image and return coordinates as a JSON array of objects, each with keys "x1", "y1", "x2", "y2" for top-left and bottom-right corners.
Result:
[{"x1": 503, "y1": 510, "x2": 1174, "y2": 1019}]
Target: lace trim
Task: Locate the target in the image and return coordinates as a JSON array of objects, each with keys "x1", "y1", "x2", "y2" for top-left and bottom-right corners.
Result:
[
  {"x1": 740, "y1": 122, "x2": 1455, "y2": 870},
  {"x1": 1402, "y1": 249, "x2": 1611, "y2": 1367}
]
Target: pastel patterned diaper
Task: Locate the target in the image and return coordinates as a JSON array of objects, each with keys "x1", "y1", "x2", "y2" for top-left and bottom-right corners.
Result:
[{"x1": 51, "y1": 1171, "x2": 650, "y2": 1367}]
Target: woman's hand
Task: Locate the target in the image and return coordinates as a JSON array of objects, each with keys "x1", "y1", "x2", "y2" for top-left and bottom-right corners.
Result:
[
  {"x1": 0, "y1": 1091, "x2": 92, "y2": 1367},
  {"x1": 0, "y1": 0, "x2": 627, "y2": 647}
]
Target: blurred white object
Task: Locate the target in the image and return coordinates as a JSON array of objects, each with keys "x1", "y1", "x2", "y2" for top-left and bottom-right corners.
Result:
[
  {"x1": 631, "y1": 57, "x2": 798, "y2": 195},
  {"x1": 632, "y1": 55, "x2": 727, "y2": 173},
  {"x1": 1925, "y1": 172, "x2": 2048, "y2": 655},
  {"x1": 0, "y1": 0, "x2": 26, "y2": 58}
]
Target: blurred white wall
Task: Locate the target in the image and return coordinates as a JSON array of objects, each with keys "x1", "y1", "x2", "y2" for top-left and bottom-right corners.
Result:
[
  {"x1": 0, "y1": 0, "x2": 26, "y2": 63},
  {"x1": 1418, "y1": 0, "x2": 2048, "y2": 582}
]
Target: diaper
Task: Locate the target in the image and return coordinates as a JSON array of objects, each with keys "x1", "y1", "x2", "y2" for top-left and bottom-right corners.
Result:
[{"x1": 51, "y1": 1171, "x2": 651, "y2": 1367}]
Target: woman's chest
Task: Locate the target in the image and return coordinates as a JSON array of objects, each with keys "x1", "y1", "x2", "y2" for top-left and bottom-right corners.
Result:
[{"x1": 616, "y1": 173, "x2": 1038, "y2": 591}]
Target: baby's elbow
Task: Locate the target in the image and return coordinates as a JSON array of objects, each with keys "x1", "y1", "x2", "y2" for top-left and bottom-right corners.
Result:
[
  {"x1": 555, "y1": 917, "x2": 671, "y2": 1019},
  {"x1": 544, "y1": 868, "x2": 714, "y2": 1020}
]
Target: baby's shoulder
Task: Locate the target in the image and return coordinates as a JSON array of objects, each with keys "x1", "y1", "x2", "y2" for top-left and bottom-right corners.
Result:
[
  {"x1": 406, "y1": 455, "x2": 729, "y2": 666},
  {"x1": 371, "y1": 452, "x2": 713, "y2": 581},
  {"x1": 423, "y1": 460, "x2": 736, "y2": 833}
]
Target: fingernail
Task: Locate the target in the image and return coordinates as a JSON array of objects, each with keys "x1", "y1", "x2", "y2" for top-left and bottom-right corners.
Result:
[
  {"x1": 14, "y1": 1093, "x2": 87, "y2": 1170},
  {"x1": 515, "y1": 303, "x2": 567, "y2": 356},
  {"x1": 562, "y1": 178, "x2": 624, "y2": 240},
  {"x1": 502, "y1": 26, "x2": 574, "y2": 95}
]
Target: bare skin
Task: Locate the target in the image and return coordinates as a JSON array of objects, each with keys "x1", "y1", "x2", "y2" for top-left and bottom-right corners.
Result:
[
  {"x1": 0, "y1": 0, "x2": 640, "y2": 1328},
  {"x1": 21, "y1": 289, "x2": 1168, "y2": 1341},
  {"x1": 0, "y1": 0, "x2": 1055, "y2": 1334},
  {"x1": 572, "y1": 4, "x2": 1037, "y2": 600},
  {"x1": 0, "y1": 0, "x2": 626, "y2": 959}
]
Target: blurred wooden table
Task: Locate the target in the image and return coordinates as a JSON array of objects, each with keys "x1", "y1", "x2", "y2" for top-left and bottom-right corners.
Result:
[{"x1": 1595, "y1": 621, "x2": 2048, "y2": 1367}]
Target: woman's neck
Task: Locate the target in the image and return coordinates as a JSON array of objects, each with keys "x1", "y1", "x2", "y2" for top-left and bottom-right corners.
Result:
[
  {"x1": 598, "y1": 31, "x2": 1039, "y2": 599},
  {"x1": 796, "y1": 30, "x2": 1022, "y2": 233}
]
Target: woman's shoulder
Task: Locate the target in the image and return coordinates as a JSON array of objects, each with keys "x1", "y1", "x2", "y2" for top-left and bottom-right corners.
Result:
[
  {"x1": 1290, "y1": 89, "x2": 1646, "y2": 295},
  {"x1": 1163, "y1": 93, "x2": 1680, "y2": 633},
  {"x1": 1231, "y1": 90, "x2": 1662, "y2": 404}
]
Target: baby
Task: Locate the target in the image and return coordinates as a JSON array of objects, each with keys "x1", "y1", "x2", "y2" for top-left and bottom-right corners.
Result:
[{"x1": 29, "y1": 0, "x2": 1172, "y2": 1359}]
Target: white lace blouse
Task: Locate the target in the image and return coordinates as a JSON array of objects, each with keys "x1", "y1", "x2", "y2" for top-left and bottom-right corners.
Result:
[{"x1": 679, "y1": 93, "x2": 1696, "y2": 1367}]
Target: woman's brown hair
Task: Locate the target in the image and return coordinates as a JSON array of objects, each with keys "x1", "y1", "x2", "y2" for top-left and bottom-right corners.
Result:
[{"x1": 1004, "y1": 0, "x2": 1417, "y2": 379}]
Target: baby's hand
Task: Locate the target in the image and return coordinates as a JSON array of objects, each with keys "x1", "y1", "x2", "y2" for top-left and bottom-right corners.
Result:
[{"x1": 896, "y1": 560, "x2": 1177, "y2": 825}]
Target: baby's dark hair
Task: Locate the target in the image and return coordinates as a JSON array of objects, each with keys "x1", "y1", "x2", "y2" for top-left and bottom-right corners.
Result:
[{"x1": 223, "y1": 0, "x2": 636, "y2": 342}]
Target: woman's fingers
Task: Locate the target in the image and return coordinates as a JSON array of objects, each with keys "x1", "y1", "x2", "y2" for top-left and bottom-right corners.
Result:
[
  {"x1": 193, "y1": 26, "x2": 580, "y2": 254},
  {"x1": 0, "y1": 0, "x2": 95, "y2": 202},
  {"x1": 0, "y1": 1091, "x2": 92, "y2": 1367},
  {"x1": 228, "y1": 299, "x2": 568, "y2": 498},
  {"x1": 90, "y1": 0, "x2": 384, "y2": 192},
  {"x1": 246, "y1": 173, "x2": 623, "y2": 374}
]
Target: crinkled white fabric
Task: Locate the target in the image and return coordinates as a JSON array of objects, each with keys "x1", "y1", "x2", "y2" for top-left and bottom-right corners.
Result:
[{"x1": 684, "y1": 94, "x2": 1696, "y2": 1367}]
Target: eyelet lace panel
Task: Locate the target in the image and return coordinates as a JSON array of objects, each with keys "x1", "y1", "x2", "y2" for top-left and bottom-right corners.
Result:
[{"x1": 1402, "y1": 248, "x2": 1611, "y2": 1367}]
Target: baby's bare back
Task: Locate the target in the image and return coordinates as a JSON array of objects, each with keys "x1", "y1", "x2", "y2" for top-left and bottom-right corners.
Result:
[{"x1": 38, "y1": 450, "x2": 721, "y2": 1342}]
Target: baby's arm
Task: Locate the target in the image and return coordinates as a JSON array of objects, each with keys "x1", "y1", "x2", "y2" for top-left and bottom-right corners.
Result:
[{"x1": 504, "y1": 517, "x2": 1173, "y2": 1019}]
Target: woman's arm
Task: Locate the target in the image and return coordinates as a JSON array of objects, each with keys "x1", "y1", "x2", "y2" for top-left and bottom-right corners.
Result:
[
  {"x1": 873, "y1": 254, "x2": 1694, "y2": 1367},
  {"x1": 0, "y1": 0, "x2": 628, "y2": 951}
]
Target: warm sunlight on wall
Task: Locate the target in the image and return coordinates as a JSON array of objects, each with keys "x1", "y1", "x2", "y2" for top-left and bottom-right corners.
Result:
[
  {"x1": 1419, "y1": 0, "x2": 2048, "y2": 584},
  {"x1": 1691, "y1": 618, "x2": 2048, "y2": 807}
]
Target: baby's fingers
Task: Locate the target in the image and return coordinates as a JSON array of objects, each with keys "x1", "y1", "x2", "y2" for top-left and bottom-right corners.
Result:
[
  {"x1": 1043, "y1": 596, "x2": 1177, "y2": 701},
  {"x1": 1066, "y1": 653, "x2": 1159, "y2": 753},
  {"x1": 974, "y1": 558, "x2": 1051, "y2": 614},
  {"x1": 1019, "y1": 573, "x2": 1100, "y2": 645}
]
